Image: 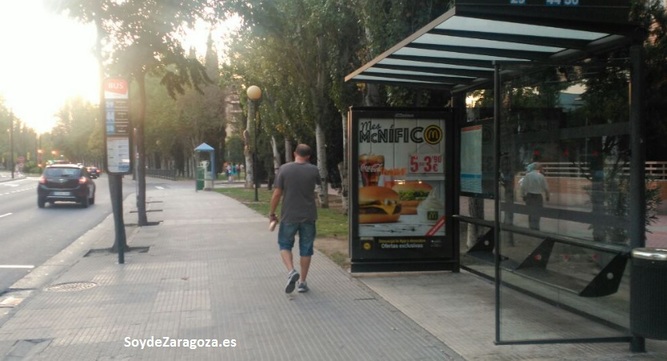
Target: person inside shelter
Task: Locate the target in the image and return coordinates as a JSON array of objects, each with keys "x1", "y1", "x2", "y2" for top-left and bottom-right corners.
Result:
[{"x1": 520, "y1": 162, "x2": 550, "y2": 230}]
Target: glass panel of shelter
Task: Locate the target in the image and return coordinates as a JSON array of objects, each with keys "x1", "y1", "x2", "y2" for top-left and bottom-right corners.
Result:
[{"x1": 459, "y1": 63, "x2": 633, "y2": 343}]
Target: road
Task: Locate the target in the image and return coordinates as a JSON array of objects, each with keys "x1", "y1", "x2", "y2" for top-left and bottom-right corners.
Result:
[{"x1": 0, "y1": 174, "x2": 132, "y2": 293}]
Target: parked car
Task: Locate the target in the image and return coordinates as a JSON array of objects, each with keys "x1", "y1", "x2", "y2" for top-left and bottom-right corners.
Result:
[
  {"x1": 87, "y1": 166, "x2": 101, "y2": 178},
  {"x1": 37, "y1": 164, "x2": 96, "y2": 208}
]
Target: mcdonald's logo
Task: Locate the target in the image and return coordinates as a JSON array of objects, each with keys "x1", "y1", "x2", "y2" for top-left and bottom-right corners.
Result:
[{"x1": 423, "y1": 125, "x2": 443, "y2": 145}]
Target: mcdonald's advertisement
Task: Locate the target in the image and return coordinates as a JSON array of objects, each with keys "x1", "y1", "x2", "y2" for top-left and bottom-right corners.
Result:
[{"x1": 349, "y1": 108, "x2": 455, "y2": 271}]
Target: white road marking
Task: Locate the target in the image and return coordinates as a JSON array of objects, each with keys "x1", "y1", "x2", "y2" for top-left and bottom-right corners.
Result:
[
  {"x1": 0, "y1": 265, "x2": 35, "y2": 269},
  {"x1": 0, "y1": 213, "x2": 12, "y2": 219}
]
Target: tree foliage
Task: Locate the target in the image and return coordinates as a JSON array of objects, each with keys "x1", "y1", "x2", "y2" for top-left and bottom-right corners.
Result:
[
  {"x1": 49, "y1": 0, "x2": 230, "y2": 225},
  {"x1": 44, "y1": 0, "x2": 667, "y2": 184},
  {"x1": 0, "y1": 100, "x2": 41, "y2": 172},
  {"x1": 354, "y1": 0, "x2": 452, "y2": 107},
  {"x1": 636, "y1": 0, "x2": 667, "y2": 159},
  {"x1": 51, "y1": 97, "x2": 101, "y2": 164}
]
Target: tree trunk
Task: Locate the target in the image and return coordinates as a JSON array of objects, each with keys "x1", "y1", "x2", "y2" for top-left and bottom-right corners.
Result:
[
  {"x1": 135, "y1": 74, "x2": 148, "y2": 226},
  {"x1": 271, "y1": 135, "x2": 281, "y2": 184},
  {"x1": 338, "y1": 162, "x2": 348, "y2": 215},
  {"x1": 467, "y1": 198, "x2": 485, "y2": 249},
  {"x1": 315, "y1": 121, "x2": 329, "y2": 208},
  {"x1": 363, "y1": 84, "x2": 381, "y2": 106},
  {"x1": 339, "y1": 112, "x2": 349, "y2": 215},
  {"x1": 284, "y1": 138, "x2": 293, "y2": 162}
]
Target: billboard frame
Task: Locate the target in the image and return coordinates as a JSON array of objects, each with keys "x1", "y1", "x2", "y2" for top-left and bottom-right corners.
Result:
[{"x1": 348, "y1": 107, "x2": 459, "y2": 273}]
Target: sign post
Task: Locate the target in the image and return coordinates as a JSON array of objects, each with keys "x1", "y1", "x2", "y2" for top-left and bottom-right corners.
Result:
[
  {"x1": 104, "y1": 78, "x2": 132, "y2": 174},
  {"x1": 103, "y1": 78, "x2": 132, "y2": 264}
]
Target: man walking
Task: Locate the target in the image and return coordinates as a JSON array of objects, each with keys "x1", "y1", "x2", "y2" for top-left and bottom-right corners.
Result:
[
  {"x1": 269, "y1": 144, "x2": 321, "y2": 293},
  {"x1": 520, "y1": 162, "x2": 550, "y2": 230}
]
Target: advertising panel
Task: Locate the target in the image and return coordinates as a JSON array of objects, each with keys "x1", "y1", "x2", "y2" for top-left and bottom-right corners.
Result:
[
  {"x1": 459, "y1": 109, "x2": 495, "y2": 198},
  {"x1": 349, "y1": 108, "x2": 457, "y2": 272},
  {"x1": 460, "y1": 124, "x2": 483, "y2": 194}
]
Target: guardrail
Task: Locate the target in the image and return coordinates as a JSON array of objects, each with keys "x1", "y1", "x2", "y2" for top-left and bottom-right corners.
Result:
[
  {"x1": 145, "y1": 169, "x2": 177, "y2": 181},
  {"x1": 534, "y1": 161, "x2": 667, "y2": 181}
]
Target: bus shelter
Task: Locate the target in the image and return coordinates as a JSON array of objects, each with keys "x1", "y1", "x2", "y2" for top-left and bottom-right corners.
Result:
[{"x1": 346, "y1": 0, "x2": 651, "y2": 351}]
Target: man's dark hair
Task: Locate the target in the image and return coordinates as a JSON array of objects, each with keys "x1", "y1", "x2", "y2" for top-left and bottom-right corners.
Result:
[{"x1": 295, "y1": 144, "x2": 312, "y2": 157}]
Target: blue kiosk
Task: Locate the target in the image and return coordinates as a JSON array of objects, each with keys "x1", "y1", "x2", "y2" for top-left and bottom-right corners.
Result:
[{"x1": 195, "y1": 142, "x2": 215, "y2": 191}]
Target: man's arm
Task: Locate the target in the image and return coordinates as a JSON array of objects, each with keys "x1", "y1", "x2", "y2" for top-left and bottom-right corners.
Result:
[
  {"x1": 541, "y1": 176, "x2": 550, "y2": 201},
  {"x1": 269, "y1": 187, "x2": 283, "y2": 217}
]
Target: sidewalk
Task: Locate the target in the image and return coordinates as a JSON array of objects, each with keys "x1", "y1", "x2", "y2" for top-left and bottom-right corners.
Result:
[
  {"x1": 0, "y1": 171, "x2": 25, "y2": 183},
  {"x1": 0, "y1": 178, "x2": 665, "y2": 360},
  {"x1": 0, "y1": 180, "x2": 459, "y2": 361}
]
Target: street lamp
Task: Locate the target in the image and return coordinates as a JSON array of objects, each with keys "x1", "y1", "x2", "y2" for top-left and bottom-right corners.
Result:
[{"x1": 246, "y1": 85, "x2": 262, "y2": 201}]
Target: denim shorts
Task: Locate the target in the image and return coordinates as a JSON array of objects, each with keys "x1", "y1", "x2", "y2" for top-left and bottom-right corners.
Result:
[{"x1": 277, "y1": 221, "x2": 316, "y2": 256}]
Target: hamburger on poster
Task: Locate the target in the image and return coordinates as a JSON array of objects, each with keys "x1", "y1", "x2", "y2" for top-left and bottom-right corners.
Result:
[
  {"x1": 392, "y1": 181, "x2": 432, "y2": 215},
  {"x1": 358, "y1": 186, "x2": 402, "y2": 224}
]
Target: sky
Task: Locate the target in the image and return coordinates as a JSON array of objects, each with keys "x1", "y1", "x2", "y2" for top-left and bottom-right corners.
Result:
[
  {"x1": 0, "y1": 1, "x2": 238, "y2": 134},
  {"x1": 0, "y1": 1, "x2": 98, "y2": 133}
]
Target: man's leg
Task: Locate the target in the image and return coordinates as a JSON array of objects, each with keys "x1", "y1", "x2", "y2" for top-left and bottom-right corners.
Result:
[
  {"x1": 300, "y1": 256, "x2": 311, "y2": 282},
  {"x1": 278, "y1": 223, "x2": 300, "y2": 293},
  {"x1": 298, "y1": 221, "x2": 316, "y2": 283},
  {"x1": 278, "y1": 223, "x2": 297, "y2": 271},
  {"x1": 526, "y1": 194, "x2": 543, "y2": 230},
  {"x1": 281, "y1": 250, "x2": 294, "y2": 272},
  {"x1": 529, "y1": 214, "x2": 539, "y2": 230}
]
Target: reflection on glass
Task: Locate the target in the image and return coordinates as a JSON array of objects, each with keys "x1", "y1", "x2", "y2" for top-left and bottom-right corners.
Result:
[{"x1": 459, "y1": 63, "x2": 641, "y2": 343}]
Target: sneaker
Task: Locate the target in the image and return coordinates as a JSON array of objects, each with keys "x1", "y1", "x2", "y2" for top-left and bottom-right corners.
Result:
[
  {"x1": 297, "y1": 282, "x2": 309, "y2": 293},
  {"x1": 285, "y1": 269, "x2": 299, "y2": 294}
]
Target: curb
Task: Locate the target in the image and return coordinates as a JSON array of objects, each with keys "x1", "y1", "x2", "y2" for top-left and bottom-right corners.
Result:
[{"x1": 0, "y1": 193, "x2": 136, "y2": 325}]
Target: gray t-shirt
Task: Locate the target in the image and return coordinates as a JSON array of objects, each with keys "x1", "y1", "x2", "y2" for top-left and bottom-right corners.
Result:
[{"x1": 274, "y1": 161, "x2": 321, "y2": 223}]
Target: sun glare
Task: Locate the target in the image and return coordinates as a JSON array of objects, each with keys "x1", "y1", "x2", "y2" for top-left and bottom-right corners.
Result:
[
  {"x1": 182, "y1": 15, "x2": 242, "y2": 63},
  {"x1": 0, "y1": 1, "x2": 99, "y2": 133},
  {"x1": 0, "y1": 2, "x2": 239, "y2": 134}
]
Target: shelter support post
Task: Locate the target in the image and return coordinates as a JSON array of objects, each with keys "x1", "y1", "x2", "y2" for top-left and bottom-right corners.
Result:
[
  {"x1": 629, "y1": 43, "x2": 646, "y2": 353},
  {"x1": 493, "y1": 61, "x2": 502, "y2": 345}
]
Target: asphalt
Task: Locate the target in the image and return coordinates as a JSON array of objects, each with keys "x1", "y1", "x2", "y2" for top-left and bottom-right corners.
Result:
[{"x1": 0, "y1": 176, "x2": 666, "y2": 360}]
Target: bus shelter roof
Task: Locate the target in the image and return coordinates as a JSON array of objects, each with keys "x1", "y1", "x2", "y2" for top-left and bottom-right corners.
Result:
[{"x1": 345, "y1": 1, "x2": 644, "y2": 93}]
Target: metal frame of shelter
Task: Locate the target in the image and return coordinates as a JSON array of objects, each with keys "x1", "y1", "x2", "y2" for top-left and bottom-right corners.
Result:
[{"x1": 346, "y1": 0, "x2": 649, "y2": 351}]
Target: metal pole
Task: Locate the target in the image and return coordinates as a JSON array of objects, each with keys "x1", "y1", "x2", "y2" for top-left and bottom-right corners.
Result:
[
  {"x1": 110, "y1": 174, "x2": 126, "y2": 264},
  {"x1": 493, "y1": 61, "x2": 502, "y2": 344},
  {"x1": 37, "y1": 135, "x2": 42, "y2": 169},
  {"x1": 629, "y1": 43, "x2": 646, "y2": 354},
  {"x1": 254, "y1": 103, "x2": 259, "y2": 202},
  {"x1": 246, "y1": 85, "x2": 262, "y2": 198},
  {"x1": 246, "y1": 99, "x2": 256, "y2": 189},
  {"x1": 9, "y1": 112, "x2": 14, "y2": 179}
]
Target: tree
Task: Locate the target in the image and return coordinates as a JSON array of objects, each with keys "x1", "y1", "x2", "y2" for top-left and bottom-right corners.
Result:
[
  {"x1": 49, "y1": 0, "x2": 230, "y2": 226},
  {"x1": 52, "y1": 97, "x2": 99, "y2": 164},
  {"x1": 637, "y1": 0, "x2": 667, "y2": 160},
  {"x1": 354, "y1": 0, "x2": 453, "y2": 107},
  {"x1": 225, "y1": 0, "x2": 364, "y2": 207}
]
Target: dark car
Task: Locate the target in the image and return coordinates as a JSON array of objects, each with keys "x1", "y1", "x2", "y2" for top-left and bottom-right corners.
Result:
[
  {"x1": 87, "y1": 166, "x2": 101, "y2": 178},
  {"x1": 37, "y1": 164, "x2": 96, "y2": 208}
]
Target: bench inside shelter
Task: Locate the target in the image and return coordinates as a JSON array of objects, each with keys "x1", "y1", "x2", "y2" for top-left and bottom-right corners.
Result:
[{"x1": 458, "y1": 215, "x2": 630, "y2": 298}]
